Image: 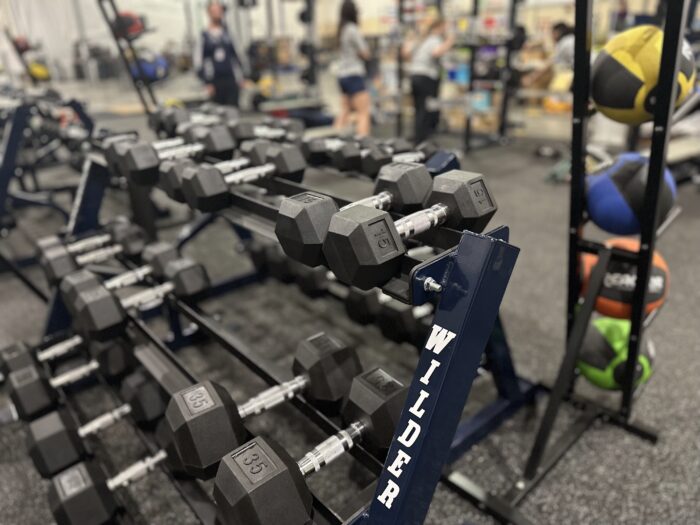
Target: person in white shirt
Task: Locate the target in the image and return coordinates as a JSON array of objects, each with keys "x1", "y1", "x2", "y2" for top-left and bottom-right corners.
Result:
[
  {"x1": 334, "y1": 0, "x2": 372, "y2": 136},
  {"x1": 402, "y1": 17, "x2": 454, "y2": 144}
]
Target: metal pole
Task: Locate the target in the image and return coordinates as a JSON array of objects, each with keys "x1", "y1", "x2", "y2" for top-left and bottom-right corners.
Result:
[
  {"x1": 498, "y1": 0, "x2": 520, "y2": 139},
  {"x1": 305, "y1": 0, "x2": 317, "y2": 89},
  {"x1": 620, "y1": 0, "x2": 691, "y2": 417},
  {"x1": 522, "y1": 250, "x2": 611, "y2": 480},
  {"x1": 183, "y1": 0, "x2": 195, "y2": 56},
  {"x1": 464, "y1": 0, "x2": 480, "y2": 152},
  {"x1": 70, "y1": 0, "x2": 91, "y2": 82},
  {"x1": 97, "y1": 0, "x2": 158, "y2": 113},
  {"x1": 266, "y1": 0, "x2": 277, "y2": 97},
  {"x1": 277, "y1": 0, "x2": 286, "y2": 37},
  {"x1": 396, "y1": 0, "x2": 405, "y2": 137},
  {"x1": 566, "y1": 0, "x2": 593, "y2": 340},
  {"x1": 229, "y1": 0, "x2": 242, "y2": 38}
]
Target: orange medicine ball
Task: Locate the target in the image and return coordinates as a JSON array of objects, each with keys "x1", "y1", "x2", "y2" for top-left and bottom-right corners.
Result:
[{"x1": 581, "y1": 237, "x2": 669, "y2": 319}]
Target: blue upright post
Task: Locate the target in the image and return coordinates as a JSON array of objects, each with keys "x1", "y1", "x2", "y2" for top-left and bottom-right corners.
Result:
[
  {"x1": 65, "y1": 156, "x2": 111, "y2": 236},
  {"x1": 43, "y1": 156, "x2": 113, "y2": 337},
  {"x1": 66, "y1": 99, "x2": 94, "y2": 134},
  {"x1": 0, "y1": 105, "x2": 31, "y2": 220},
  {"x1": 353, "y1": 228, "x2": 519, "y2": 525}
]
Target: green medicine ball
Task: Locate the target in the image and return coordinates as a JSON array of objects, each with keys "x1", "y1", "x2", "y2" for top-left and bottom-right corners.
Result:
[{"x1": 577, "y1": 317, "x2": 654, "y2": 390}]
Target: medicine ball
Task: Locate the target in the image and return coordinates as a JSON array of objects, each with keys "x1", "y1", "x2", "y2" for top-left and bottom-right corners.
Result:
[
  {"x1": 581, "y1": 237, "x2": 669, "y2": 319},
  {"x1": 586, "y1": 152, "x2": 677, "y2": 235},
  {"x1": 577, "y1": 317, "x2": 654, "y2": 390},
  {"x1": 591, "y1": 25, "x2": 696, "y2": 125}
]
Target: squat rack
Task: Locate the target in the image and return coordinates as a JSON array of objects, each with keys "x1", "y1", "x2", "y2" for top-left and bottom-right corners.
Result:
[{"x1": 505, "y1": 0, "x2": 691, "y2": 506}]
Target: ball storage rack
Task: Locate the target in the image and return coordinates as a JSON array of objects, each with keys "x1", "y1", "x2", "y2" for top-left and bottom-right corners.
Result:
[{"x1": 502, "y1": 0, "x2": 693, "y2": 508}]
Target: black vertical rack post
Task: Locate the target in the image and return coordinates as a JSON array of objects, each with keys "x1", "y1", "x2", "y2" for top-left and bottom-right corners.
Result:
[
  {"x1": 396, "y1": 0, "x2": 405, "y2": 138},
  {"x1": 497, "y1": 0, "x2": 520, "y2": 139},
  {"x1": 304, "y1": 0, "x2": 318, "y2": 88},
  {"x1": 620, "y1": 0, "x2": 690, "y2": 416},
  {"x1": 463, "y1": 0, "x2": 479, "y2": 153},
  {"x1": 96, "y1": 0, "x2": 162, "y2": 241},
  {"x1": 504, "y1": 0, "x2": 691, "y2": 507},
  {"x1": 97, "y1": 0, "x2": 160, "y2": 116},
  {"x1": 265, "y1": 0, "x2": 278, "y2": 99}
]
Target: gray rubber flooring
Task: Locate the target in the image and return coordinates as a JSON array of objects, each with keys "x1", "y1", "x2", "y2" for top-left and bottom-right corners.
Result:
[{"x1": 0, "y1": 126, "x2": 698, "y2": 525}]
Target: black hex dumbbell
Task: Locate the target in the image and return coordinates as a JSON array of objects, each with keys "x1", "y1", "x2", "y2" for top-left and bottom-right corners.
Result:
[
  {"x1": 36, "y1": 217, "x2": 132, "y2": 256},
  {"x1": 159, "y1": 105, "x2": 239, "y2": 137},
  {"x1": 0, "y1": 342, "x2": 34, "y2": 383},
  {"x1": 47, "y1": 449, "x2": 169, "y2": 525},
  {"x1": 27, "y1": 369, "x2": 167, "y2": 477},
  {"x1": 40, "y1": 223, "x2": 147, "y2": 285},
  {"x1": 118, "y1": 124, "x2": 235, "y2": 186},
  {"x1": 58, "y1": 241, "x2": 178, "y2": 318},
  {"x1": 323, "y1": 169, "x2": 498, "y2": 289},
  {"x1": 377, "y1": 301, "x2": 434, "y2": 346},
  {"x1": 34, "y1": 251, "x2": 198, "y2": 369},
  {"x1": 174, "y1": 139, "x2": 273, "y2": 206},
  {"x1": 330, "y1": 137, "x2": 413, "y2": 173},
  {"x1": 103, "y1": 136, "x2": 185, "y2": 178},
  {"x1": 165, "y1": 332, "x2": 361, "y2": 479},
  {"x1": 0, "y1": 339, "x2": 135, "y2": 424},
  {"x1": 301, "y1": 135, "x2": 375, "y2": 167},
  {"x1": 180, "y1": 143, "x2": 306, "y2": 212},
  {"x1": 361, "y1": 140, "x2": 463, "y2": 178},
  {"x1": 213, "y1": 367, "x2": 407, "y2": 525},
  {"x1": 228, "y1": 120, "x2": 303, "y2": 144},
  {"x1": 276, "y1": 161, "x2": 433, "y2": 267},
  {"x1": 71, "y1": 257, "x2": 210, "y2": 342}
]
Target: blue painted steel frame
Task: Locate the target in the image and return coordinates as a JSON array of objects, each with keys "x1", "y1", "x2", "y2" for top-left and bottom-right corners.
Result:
[
  {"x1": 0, "y1": 104, "x2": 32, "y2": 219},
  {"x1": 43, "y1": 157, "x2": 116, "y2": 336},
  {"x1": 66, "y1": 99, "x2": 95, "y2": 134},
  {"x1": 350, "y1": 227, "x2": 519, "y2": 525}
]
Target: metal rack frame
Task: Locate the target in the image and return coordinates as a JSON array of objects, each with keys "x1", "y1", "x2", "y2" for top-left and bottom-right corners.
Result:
[
  {"x1": 97, "y1": 0, "x2": 160, "y2": 116},
  {"x1": 39, "y1": 163, "x2": 523, "y2": 524},
  {"x1": 506, "y1": 0, "x2": 691, "y2": 506}
]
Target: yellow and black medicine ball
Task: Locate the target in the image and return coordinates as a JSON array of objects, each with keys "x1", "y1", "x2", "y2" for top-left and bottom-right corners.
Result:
[{"x1": 591, "y1": 25, "x2": 696, "y2": 125}]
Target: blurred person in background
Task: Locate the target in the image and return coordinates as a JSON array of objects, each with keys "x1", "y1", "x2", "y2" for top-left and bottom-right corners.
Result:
[
  {"x1": 402, "y1": 17, "x2": 454, "y2": 144},
  {"x1": 196, "y1": 1, "x2": 244, "y2": 106},
  {"x1": 334, "y1": 0, "x2": 372, "y2": 136},
  {"x1": 522, "y1": 21, "x2": 575, "y2": 90}
]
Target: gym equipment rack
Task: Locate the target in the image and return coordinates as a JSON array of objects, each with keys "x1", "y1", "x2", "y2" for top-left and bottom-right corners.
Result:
[
  {"x1": 42, "y1": 148, "x2": 530, "y2": 522},
  {"x1": 0, "y1": 96, "x2": 96, "y2": 301},
  {"x1": 458, "y1": 0, "x2": 521, "y2": 152},
  {"x1": 97, "y1": 0, "x2": 159, "y2": 117},
  {"x1": 503, "y1": 0, "x2": 691, "y2": 509}
]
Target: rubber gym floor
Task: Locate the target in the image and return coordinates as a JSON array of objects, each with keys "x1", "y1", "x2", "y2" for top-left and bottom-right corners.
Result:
[{"x1": 1, "y1": 118, "x2": 698, "y2": 525}]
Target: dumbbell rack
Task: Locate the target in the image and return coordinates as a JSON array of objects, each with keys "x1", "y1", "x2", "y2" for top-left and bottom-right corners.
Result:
[
  {"x1": 32, "y1": 322, "x2": 219, "y2": 524},
  {"x1": 97, "y1": 0, "x2": 160, "y2": 116},
  {"x1": 0, "y1": 99, "x2": 99, "y2": 302},
  {"x1": 33, "y1": 132, "x2": 533, "y2": 522},
  {"x1": 500, "y1": 0, "x2": 691, "y2": 511},
  {"x1": 45, "y1": 157, "x2": 527, "y2": 524}
]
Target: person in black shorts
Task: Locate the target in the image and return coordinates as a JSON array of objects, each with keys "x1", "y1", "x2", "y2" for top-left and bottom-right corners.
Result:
[{"x1": 334, "y1": 1, "x2": 372, "y2": 136}]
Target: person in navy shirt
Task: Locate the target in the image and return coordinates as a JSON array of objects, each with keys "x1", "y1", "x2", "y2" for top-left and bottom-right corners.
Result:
[{"x1": 196, "y1": 1, "x2": 244, "y2": 106}]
